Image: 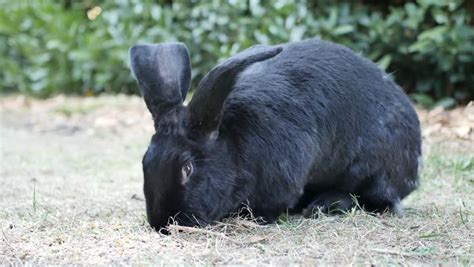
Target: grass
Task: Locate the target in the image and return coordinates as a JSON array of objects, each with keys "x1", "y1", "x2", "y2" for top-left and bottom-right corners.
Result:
[{"x1": 0, "y1": 95, "x2": 473, "y2": 265}]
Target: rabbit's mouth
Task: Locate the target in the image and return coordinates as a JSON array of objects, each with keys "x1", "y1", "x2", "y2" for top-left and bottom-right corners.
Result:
[
  {"x1": 147, "y1": 208, "x2": 205, "y2": 231},
  {"x1": 147, "y1": 205, "x2": 181, "y2": 231}
]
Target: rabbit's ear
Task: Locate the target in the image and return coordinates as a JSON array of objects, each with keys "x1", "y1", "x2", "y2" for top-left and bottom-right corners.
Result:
[
  {"x1": 188, "y1": 46, "x2": 282, "y2": 137},
  {"x1": 129, "y1": 43, "x2": 191, "y2": 118}
]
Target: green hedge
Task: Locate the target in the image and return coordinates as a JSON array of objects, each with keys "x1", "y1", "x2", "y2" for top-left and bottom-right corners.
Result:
[{"x1": 1, "y1": 0, "x2": 473, "y2": 107}]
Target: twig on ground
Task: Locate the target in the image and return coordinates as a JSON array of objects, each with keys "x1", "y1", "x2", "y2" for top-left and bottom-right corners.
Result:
[
  {"x1": 168, "y1": 225, "x2": 232, "y2": 240},
  {"x1": 168, "y1": 225, "x2": 268, "y2": 244},
  {"x1": 370, "y1": 248, "x2": 418, "y2": 258},
  {"x1": 219, "y1": 219, "x2": 265, "y2": 229},
  {"x1": 1, "y1": 229, "x2": 13, "y2": 248}
]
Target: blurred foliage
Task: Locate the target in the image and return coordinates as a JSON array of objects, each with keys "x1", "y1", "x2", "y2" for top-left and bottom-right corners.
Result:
[{"x1": 0, "y1": 0, "x2": 473, "y2": 106}]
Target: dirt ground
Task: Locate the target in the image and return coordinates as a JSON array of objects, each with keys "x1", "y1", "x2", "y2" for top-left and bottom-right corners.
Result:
[{"x1": 1, "y1": 95, "x2": 473, "y2": 265}]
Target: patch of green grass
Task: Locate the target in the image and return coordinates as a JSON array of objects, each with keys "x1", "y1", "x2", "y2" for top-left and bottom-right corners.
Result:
[
  {"x1": 409, "y1": 246, "x2": 437, "y2": 256},
  {"x1": 54, "y1": 102, "x2": 101, "y2": 117},
  {"x1": 423, "y1": 151, "x2": 474, "y2": 192},
  {"x1": 458, "y1": 200, "x2": 472, "y2": 228},
  {"x1": 418, "y1": 231, "x2": 444, "y2": 240}
]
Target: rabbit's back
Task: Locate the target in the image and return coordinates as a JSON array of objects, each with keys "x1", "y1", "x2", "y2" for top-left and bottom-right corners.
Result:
[{"x1": 221, "y1": 39, "x2": 420, "y2": 214}]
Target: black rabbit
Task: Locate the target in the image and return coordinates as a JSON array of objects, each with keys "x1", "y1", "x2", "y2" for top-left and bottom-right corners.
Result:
[{"x1": 129, "y1": 39, "x2": 421, "y2": 230}]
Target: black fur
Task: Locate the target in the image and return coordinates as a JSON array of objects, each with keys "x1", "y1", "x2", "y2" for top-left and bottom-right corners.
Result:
[{"x1": 129, "y1": 39, "x2": 421, "y2": 230}]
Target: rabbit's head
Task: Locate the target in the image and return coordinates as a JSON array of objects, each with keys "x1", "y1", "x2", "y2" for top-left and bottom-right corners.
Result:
[{"x1": 129, "y1": 43, "x2": 281, "y2": 230}]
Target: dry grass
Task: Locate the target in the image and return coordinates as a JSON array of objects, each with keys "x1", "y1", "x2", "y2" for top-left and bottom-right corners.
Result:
[{"x1": 0, "y1": 95, "x2": 473, "y2": 265}]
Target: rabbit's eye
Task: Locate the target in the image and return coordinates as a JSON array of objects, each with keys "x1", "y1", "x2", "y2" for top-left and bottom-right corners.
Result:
[{"x1": 182, "y1": 162, "x2": 193, "y2": 180}]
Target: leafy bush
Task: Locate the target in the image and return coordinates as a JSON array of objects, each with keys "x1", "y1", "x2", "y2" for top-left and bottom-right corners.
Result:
[{"x1": 0, "y1": 0, "x2": 473, "y2": 106}]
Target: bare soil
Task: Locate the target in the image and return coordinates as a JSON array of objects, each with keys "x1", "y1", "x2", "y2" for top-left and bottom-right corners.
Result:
[{"x1": 1, "y1": 95, "x2": 473, "y2": 265}]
